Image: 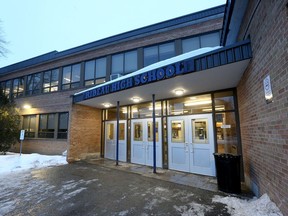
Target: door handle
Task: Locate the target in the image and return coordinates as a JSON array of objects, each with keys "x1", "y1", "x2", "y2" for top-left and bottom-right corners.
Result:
[
  {"x1": 191, "y1": 143, "x2": 194, "y2": 153},
  {"x1": 185, "y1": 142, "x2": 189, "y2": 153}
]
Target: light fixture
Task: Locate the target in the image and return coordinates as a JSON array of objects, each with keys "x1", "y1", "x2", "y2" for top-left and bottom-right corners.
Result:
[
  {"x1": 103, "y1": 103, "x2": 111, "y2": 108},
  {"x1": 131, "y1": 97, "x2": 141, "y2": 103},
  {"x1": 184, "y1": 100, "x2": 212, "y2": 106},
  {"x1": 23, "y1": 104, "x2": 32, "y2": 109},
  {"x1": 174, "y1": 89, "x2": 184, "y2": 96}
]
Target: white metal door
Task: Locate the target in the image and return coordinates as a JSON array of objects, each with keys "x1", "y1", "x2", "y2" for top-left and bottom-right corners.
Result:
[
  {"x1": 189, "y1": 114, "x2": 215, "y2": 176},
  {"x1": 168, "y1": 114, "x2": 215, "y2": 176},
  {"x1": 131, "y1": 119, "x2": 162, "y2": 167},
  {"x1": 168, "y1": 116, "x2": 190, "y2": 172},
  {"x1": 105, "y1": 121, "x2": 127, "y2": 162}
]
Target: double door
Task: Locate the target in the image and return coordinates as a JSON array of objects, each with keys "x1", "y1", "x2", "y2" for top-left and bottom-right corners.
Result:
[
  {"x1": 105, "y1": 120, "x2": 127, "y2": 162},
  {"x1": 131, "y1": 118, "x2": 162, "y2": 167},
  {"x1": 168, "y1": 114, "x2": 215, "y2": 176}
]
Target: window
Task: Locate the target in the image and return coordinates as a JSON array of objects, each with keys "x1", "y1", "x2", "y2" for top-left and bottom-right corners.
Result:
[
  {"x1": 144, "y1": 42, "x2": 175, "y2": 67},
  {"x1": 182, "y1": 32, "x2": 220, "y2": 54},
  {"x1": 62, "y1": 63, "x2": 81, "y2": 89},
  {"x1": 167, "y1": 94, "x2": 212, "y2": 115},
  {"x1": 43, "y1": 69, "x2": 59, "y2": 93},
  {"x1": 182, "y1": 37, "x2": 200, "y2": 53},
  {"x1": 38, "y1": 114, "x2": 55, "y2": 138},
  {"x1": 84, "y1": 57, "x2": 106, "y2": 86},
  {"x1": 200, "y1": 32, "x2": 220, "y2": 47},
  {"x1": 26, "y1": 73, "x2": 41, "y2": 95},
  {"x1": 111, "y1": 50, "x2": 137, "y2": 76},
  {"x1": 23, "y1": 115, "x2": 36, "y2": 138},
  {"x1": 58, "y1": 112, "x2": 69, "y2": 139},
  {"x1": 12, "y1": 77, "x2": 24, "y2": 98},
  {"x1": 1, "y1": 80, "x2": 12, "y2": 98}
]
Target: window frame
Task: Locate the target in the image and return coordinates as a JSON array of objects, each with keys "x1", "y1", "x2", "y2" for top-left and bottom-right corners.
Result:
[
  {"x1": 38, "y1": 113, "x2": 56, "y2": 138},
  {"x1": 43, "y1": 69, "x2": 59, "y2": 93},
  {"x1": 62, "y1": 63, "x2": 81, "y2": 90}
]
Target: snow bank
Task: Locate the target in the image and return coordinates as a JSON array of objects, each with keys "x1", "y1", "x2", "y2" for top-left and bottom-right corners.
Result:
[
  {"x1": 212, "y1": 194, "x2": 283, "y2": 216},
  {"x1": 0, "y1": 152, "x2": 67, "y2": 174}
]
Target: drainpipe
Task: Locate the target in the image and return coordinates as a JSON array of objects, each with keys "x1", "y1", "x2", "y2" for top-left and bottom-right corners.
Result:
[
  {"x1": 152, "y1": 94, "x2": 156, "y2": 173},
  {"x1": 116, "y1": 101, "x2": 120, "y2": 166}
]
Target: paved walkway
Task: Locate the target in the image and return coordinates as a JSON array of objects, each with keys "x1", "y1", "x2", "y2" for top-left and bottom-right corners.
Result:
[
  {"x1": 0, "y1": 160, "x2": 252, "y2": 216},
  {"x1": 87, "y1": 159, "x2": 253, "y2": 198}
]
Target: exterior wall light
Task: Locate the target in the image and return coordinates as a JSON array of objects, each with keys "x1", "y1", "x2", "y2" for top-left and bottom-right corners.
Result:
[
  {"x1": 131, "y1": 97, "x2": 141, "y2": 103},
  {"x1": 103, "y1": 103, "x2": 111, "y2": 108},
  {"x1": 174, "y1": 89, "x2": 184, "y2": 96},
  {"x1": 23, "y1": 104, "x2": 32, "y2": 109}
]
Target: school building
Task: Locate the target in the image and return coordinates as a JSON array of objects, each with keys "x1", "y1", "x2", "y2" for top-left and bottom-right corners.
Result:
[{"x1": 0, "y1": 0, "x2": 287, "y2": 214}]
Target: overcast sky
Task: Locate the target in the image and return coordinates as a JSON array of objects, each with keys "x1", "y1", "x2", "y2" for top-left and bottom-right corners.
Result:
[{"x1": 0, "y1": 0, "x2": 226, "y2": 68}]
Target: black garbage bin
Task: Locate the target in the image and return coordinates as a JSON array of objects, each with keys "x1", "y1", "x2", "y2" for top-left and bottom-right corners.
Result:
[{"x1": 214, "y1": 153, "x2": 241, "y2": 194}]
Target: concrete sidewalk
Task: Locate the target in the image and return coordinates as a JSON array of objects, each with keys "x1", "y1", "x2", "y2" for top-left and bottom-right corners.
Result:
[{"x1": 87, "y1": 158, "x2": 253, "y2": 198}]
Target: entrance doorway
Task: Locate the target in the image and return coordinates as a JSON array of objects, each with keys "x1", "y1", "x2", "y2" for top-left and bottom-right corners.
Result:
[
  {"x1": 168, "y1": 114, "x2": 215, "y2": 176},
  {"x1": 105, "y1": 120, "x2": 127, "y2": 162},
  {"x1": 131, "y1": 118, "x2": 162, "y2": 167}
]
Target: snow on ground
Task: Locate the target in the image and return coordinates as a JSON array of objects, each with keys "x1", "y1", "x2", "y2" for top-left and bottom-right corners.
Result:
[
  {"x1": 0, "y1": 152, "x2": 67, "y2": 174},
  {"x1": 0, "y1": 153, "x2": 284, "y2": 215},
  {"x1": 212, "y1": 194, "x2": 283, "y2": 216}
]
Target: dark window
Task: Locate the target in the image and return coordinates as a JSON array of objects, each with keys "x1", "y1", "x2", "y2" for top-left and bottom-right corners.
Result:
[
  {"x1": 1, "y1": 80, "x2": 12, "y2": 98},
  {"x1": 111, "y1": 50, "x2": 137, "y2": 76},
  {"x1": 84, "y1": 57, "x2": 106, "y2": 86},
  {"x1": 26, "y1": 73, "x2": 41, "y2": 95},
  {"x1": 144, "y1": 42, "x2": 175, "y2": 67},
  {"x1": 12, "y1": 77, "x2": 24, "y2": 98},
  {"x1": 23, "y1": 115, "x2": 36, "y2": 138},
  {"x1": 182, "y1": 32, "x2": 220, "y2": 54},
  {"x1": 200, "y1": 32, "x2": 220, "y2": 47},
  {"x1": 144, "y1": 46, "x2": 158, "y2": 67},
  {"x1": 38, "y1": 114, "x2": 55, "y2": 138},
  {"x1": 43, "y1": 69, "x2": 59, "y2": 93},
  {"x1": 62, "y1": 63, "x2": 81, "y2": 89},
  {"x1": 58, "y1": 112, "x2": 69, "y2": 139},
  {"x1": 182, "y1": 37, "x2": 200, "y2": 53},
  {"x1": 159, "y1": 43, "x2": 175, "y2": 61}
]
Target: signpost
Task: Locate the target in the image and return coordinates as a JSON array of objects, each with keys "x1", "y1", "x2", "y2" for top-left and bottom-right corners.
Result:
[{"x1": 19, "y1": 130, "x2": 25, "y2": 155}]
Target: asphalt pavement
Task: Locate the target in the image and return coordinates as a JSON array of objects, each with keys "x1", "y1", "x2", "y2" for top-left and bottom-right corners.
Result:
[{"x1": 0, "y1": 161, "x2": 233, "y2": 216}]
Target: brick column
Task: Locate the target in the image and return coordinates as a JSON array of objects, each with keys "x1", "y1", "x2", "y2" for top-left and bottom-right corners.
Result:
[{"x1": 67, "y1": 104, "x2": 102, "y2": 162}]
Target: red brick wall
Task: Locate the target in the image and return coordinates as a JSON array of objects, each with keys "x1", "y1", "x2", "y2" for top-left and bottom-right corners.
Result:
[
  {"x1": 12, "y1": 140, "x2": 67, "y2": 155},
  {"x1": 67, "y1": 104, "x2": 102, "y2": 162},
  {"x1": 237, "y1": 0, "x2": 288, "y2": 214}
]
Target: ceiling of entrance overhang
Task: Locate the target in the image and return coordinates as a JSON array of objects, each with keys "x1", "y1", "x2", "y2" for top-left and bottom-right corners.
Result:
[{"x1": 76, "y1": 59, "x2": 250, "y2": 109}]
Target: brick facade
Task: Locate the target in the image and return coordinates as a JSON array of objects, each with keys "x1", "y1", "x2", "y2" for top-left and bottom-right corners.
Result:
[
  {"x1": 0, "y1": 12, "x2": 222, "y2": 157},
  {"x1": 67, "y1": 104, "x2": 102, "y2": 162},
  {"x1": 237, "y1": 0, "x2": 288, "y2": 214}
]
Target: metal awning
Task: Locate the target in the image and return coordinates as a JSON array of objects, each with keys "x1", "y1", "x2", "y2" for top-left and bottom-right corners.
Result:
[{"x1": 73, "y1": 40, "x2": 252, "y2": 108}]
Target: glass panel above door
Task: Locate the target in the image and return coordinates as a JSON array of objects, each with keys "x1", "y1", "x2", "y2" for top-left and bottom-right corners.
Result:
[{"x1": 168, "y1": 94, "x2": 212, "y2": 115}]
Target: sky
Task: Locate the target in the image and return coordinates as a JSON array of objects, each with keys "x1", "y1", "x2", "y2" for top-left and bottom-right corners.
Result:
[{"x1": 0, "y1": 0, "x2": 226, "y2": 68}]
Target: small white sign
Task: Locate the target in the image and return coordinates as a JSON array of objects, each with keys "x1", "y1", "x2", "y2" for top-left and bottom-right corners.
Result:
[
  {"x1": 20, "y1": 130, "x2": 25, "y2": 140},
  {"x1": 221, "y1": 125, "x2": 231, "y2": 129},
  {"x1": 263, "y1": 75, "x2": 273, "y2": 103}
]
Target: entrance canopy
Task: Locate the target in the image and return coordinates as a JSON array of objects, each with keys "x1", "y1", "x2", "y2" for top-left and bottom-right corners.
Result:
[{"x1": 73, "y1": 40, "x2": 252, "y2": 108}]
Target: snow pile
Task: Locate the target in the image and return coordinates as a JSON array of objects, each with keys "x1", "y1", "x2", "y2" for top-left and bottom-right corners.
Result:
[
  {"x1": 0, "y1": 152, "x2": 67, "y2": 174},
  {"x1": 213, "y1": 194, "x2": 283, "y2": 216}
]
